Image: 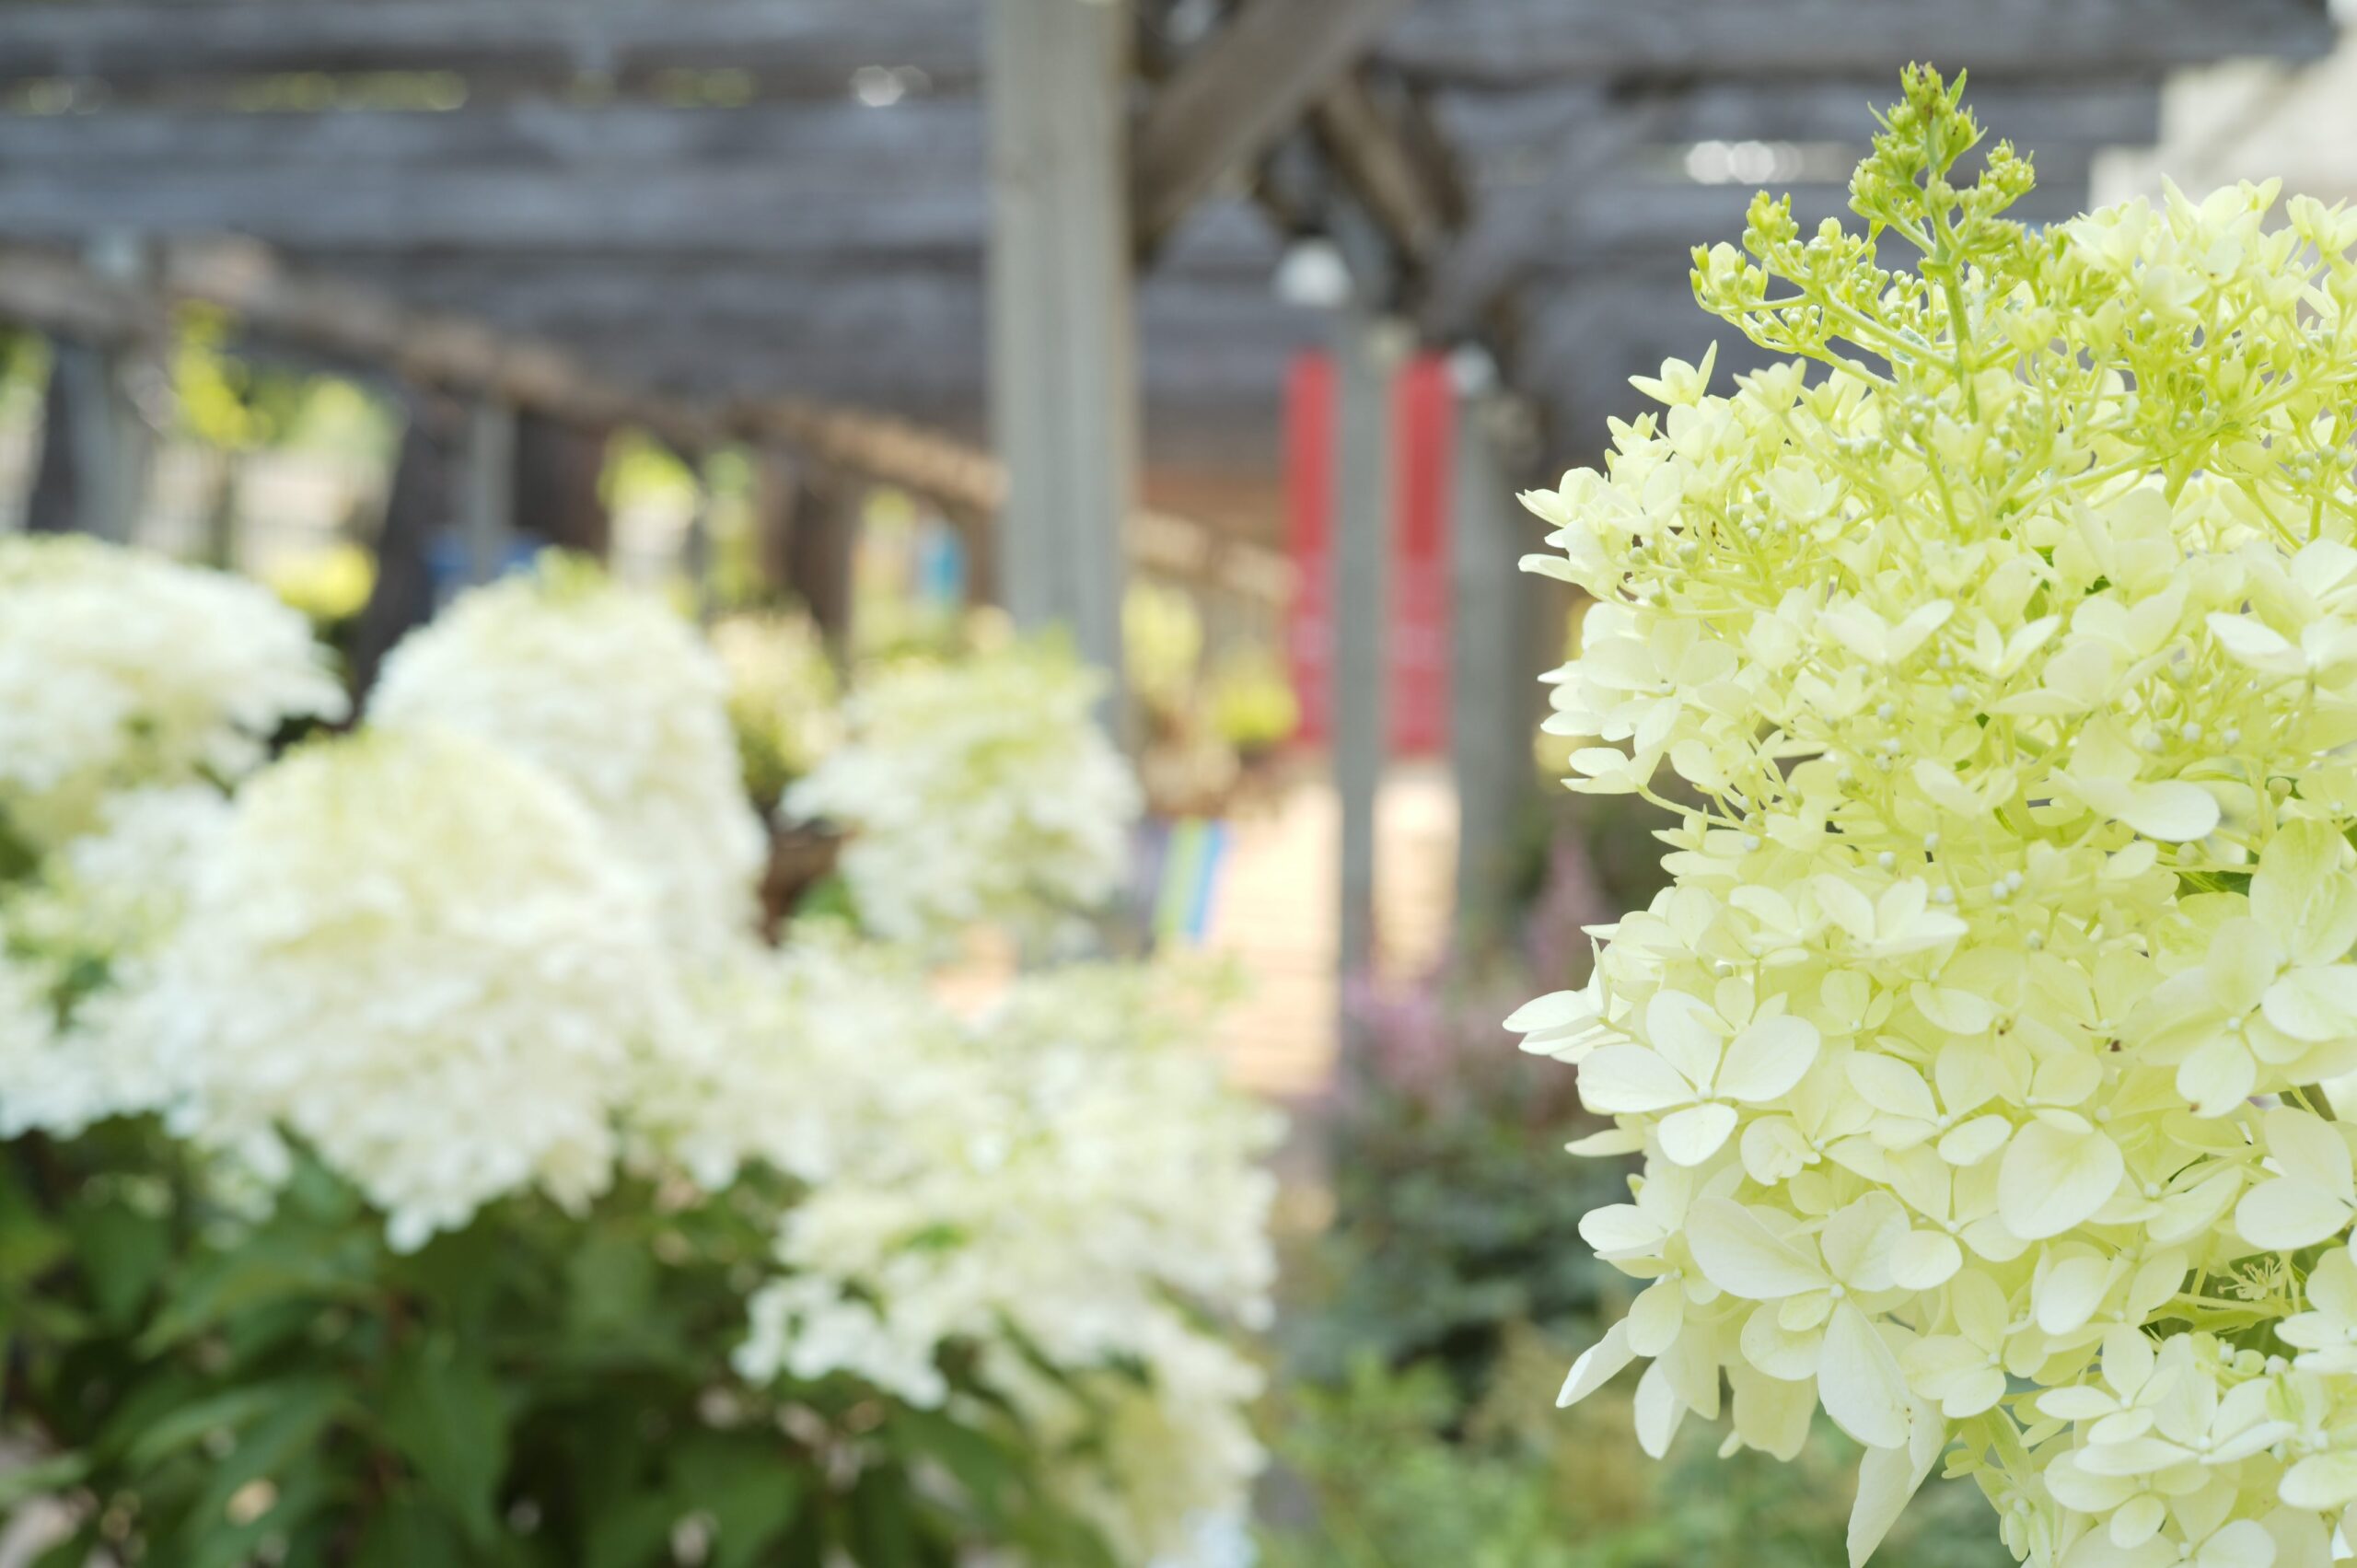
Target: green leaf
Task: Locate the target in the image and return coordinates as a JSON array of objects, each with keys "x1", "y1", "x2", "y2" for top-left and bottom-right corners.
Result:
[
  {"x1": 179, "y1": 1459, "x2": 331, "y2": 1568},
  {"x1": 379, "y1": 1336, "x2": 510, "y2": 1547},
  {"x1": 563, "y1": 1230, "x2": 657, "y2": 1344},
  {"x1": 350, "y1": 1493, "x2": 469, "y2": 1568},
  {"x1": 886, "y1": 1407, "x2": 1021, "y2": 1524},
  {"x1": 70, "y1": 1194, "x2": 174, "y2": 1328},
  {"x1": 0, "y1": 1452, "x2": 90, "y2": 1511},
  {"x1": 178, "y1": 1381, "x2": 345, "y2": 1551},
  {"x1": 137, "y1": 1229, "x2": 374, "y2": 1354},
  {"x1": 581, "y1": 1488, "x2": 676, "y2": 1568},
  {"x1": 122, "y1": 1379, "x2": 313, "y2": 1471},
  {"x1": 0, "y1": 1166, "x2": 68, "y2": 1291},
  {"x1": 668, "y1": 1434, "x2": 803, "y2": 1568},
  {"x1": 848, "y1": 1465, "x2": 920, "y2": 1566}
]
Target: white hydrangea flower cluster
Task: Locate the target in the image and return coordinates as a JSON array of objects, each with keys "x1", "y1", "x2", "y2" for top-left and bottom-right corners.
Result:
[
  {"x1": 784, "y1": 639, "x2": 1141, "y2": 950},
  {"x1": 0, "y1": 535, "x2": 345, "y2": 851},
  {"x1": 0, "y1": 786, "x2": 229, "y2": 1137},
  {"x1": 0, "y1": 539, "x2": 1277, "y2": 1562},
  {"x1": 1518, "y1": 72, "x2": 2357, "y2": 1568},
  {"x1": 710, "y1": 610, "x2": 843, "y2": 799},
  {"x1": 729, "y1": 953, "x2": 1277, "y2": 1565},
  {"x1": 145, "y1": 726, "x2": 680, "y2": 1251},
  {"x1": 370, "y1": 555, "x2": 768, "y2": 960}
]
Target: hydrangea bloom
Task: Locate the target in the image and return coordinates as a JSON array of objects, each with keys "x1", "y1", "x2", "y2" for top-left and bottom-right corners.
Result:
[
  {"x1": 1518, "y1": 71, "x2": 2357, "y2": 1568},
  {"x1": 0, "y1": 536, "x2": 345, "y2": 851},
  {"x1": 369, "y1": 556, "x2": 767, "y2": 960},
  {"x1": 784, "y1": 638, "x2": 1141, "y2": 950},
  {"x1": 0, "y1": 786, "x2": 230, "y2": 1136},
  {"x1": 710, "y1": 609, "x2": 842, "y2": 802},
  {"x1": 730, "y1": 955, "x2": 1276, "y2": 1563},
  {"x1": 146, "y1": 726, "x2": 679, "y2": 1249}
]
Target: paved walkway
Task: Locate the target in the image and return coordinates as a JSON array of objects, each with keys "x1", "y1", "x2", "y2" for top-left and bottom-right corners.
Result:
[{"x1": 1201, "y1": 765, "x2": 1458, "y2": 1100}]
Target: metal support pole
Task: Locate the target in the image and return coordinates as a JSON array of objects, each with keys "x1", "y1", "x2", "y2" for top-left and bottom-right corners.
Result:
[
  {"x1": 461, "y1": 398, "x2": 517, "y2": 587},
  {"x1": 984, "y1": 0, "x2": 1137, "y2": 697},
  {"x1": 1333, "y1": 311, "x2": 1405, "y2": 1057},
  {"x1": 1449, "y1": 387, "x2": 1535, "y2": 953}
]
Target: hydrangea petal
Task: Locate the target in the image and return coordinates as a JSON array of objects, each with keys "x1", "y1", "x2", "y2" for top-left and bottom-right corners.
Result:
[
  {"x1": 1578, "y1": 1045, "x2": 1700, "y2": 1115},
  {"x1": 1818, "y1": 1301, "x2": 1910, "y2": 1449},
  {"x1": 1715, "y1": 1015, "x2": 1821, "y2": 1104},
  {"x1": 1557, "y1": 1318, "x2": 1635, "y2": 1409},
  {"x1": 1687, "y1": 1198, "x2": 1826, "y2": 1300},
  {"x1": 1998, "y1": 1124, "x2": 2125, "y2": 1242}
]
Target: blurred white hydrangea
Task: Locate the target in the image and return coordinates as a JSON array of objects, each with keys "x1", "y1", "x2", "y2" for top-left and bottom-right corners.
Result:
[
  {"x1": 732, "y1": 959, "x2": 1276, "y2": 1561},
  {"x1": 635, "y1": 936, "x2": 935, "y2": 1193},
  {"x1": 710, "y1": 610, "x2": 842, "y2": 804},
  {"x1": 370, "y1": 556, "x2": 767, "y2": 960},
  {"x1": 0, "y1": 786, "x2": 231, "y2": 1137},
  {"x1": 984, "y1": 1318, "x2": 1268, "y2": 1568},
  {"x1": 0, "y1": 536, "x2": 346, "y2": 851},
  {"x1": 146, "y1": 726, "x2": 680, "y2": 1250},
  {"x1": 784, "y1": 639, "x2": 1141, "y2": 950}
]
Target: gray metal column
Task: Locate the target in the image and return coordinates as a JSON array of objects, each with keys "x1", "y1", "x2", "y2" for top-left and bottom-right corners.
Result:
[
  {"x1": 460, "y1": 399, "x2": 517, "y2": 587},
  {"x1": 1449, "y1": 383, "x2": 1538, "y2": 952},
  {"x1": 1333, "y1": 312, "x2": 1405, "y2": 1055},
  {"x1": 984, "y1": 0, "x2": 1136, "y2": 691}
]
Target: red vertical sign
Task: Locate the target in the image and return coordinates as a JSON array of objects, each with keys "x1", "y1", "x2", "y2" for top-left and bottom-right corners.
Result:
[
  {"x1": 1391, "y1": 354, "x2": 1453, "y2": 757},
  {"x1": 1283, "y1": 349, "x2": 1454, "y2": 756},
  {"x1": 1284, "y1": 352, "x2": 1335, "y2": 748}
]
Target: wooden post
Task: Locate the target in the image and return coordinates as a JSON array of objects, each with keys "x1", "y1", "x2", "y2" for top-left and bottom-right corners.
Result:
[
  {"x1": 1449, "y1": 388, "x2": 1537, "y2": 954},
  {"x1": 984, "y1": 0, "x2": 1135, "y2": 694},
  {"x1": 512, "y1": 410, "x2": 611, "y2": 560},
  {"x1": 25, "y1": 339, "x2": 148, "y2": 541},
  {"x1": 350, "y1": 390, "x2": 460, "y2": 695},
  {"x1": 785, "y1": 464, "x2": 858, "y2": 655},
  {"x1": 461, "y1": 398, "x2": 517, "y2": 587},
  {"x1": 1332, "y1": 311, "x2": 1404, "y2": 1055}
]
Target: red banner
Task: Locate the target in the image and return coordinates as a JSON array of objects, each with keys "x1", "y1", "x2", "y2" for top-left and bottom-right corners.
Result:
[
  {"x1": 1390, "y1": 354, "x2": 1453, "y2": 757},
  {"x1": 1283, "y1": 353, "x2": 1336, "y2": 747},
  {"x1": 1282, "y1": 350, "x2": 1453, "y2": 757}
]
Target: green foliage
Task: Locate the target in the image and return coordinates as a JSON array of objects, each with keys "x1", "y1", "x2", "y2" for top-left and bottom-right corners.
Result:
[
  {"x1": 0, "y1": 1124, "x2": 1115, "y2": 1566},
  {"x1": 1260, "y1": 1332, "x2": 2014, "y2": 1568},
  {"x1": 1283, "y1": 1051, "x2": 1626, "y2": 1397}
]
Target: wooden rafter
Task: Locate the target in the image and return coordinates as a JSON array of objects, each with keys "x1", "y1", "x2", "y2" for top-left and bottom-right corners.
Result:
[
  {"x1": 0, "y1": 0, "x2": 981, "y2": 91},
  {"x1": 0, "y1": 237, "x2": 1292, "y2": 606},
  {"x1": 1382, "y1": 0, "x2": 2332, "y2": 83},
  {"x1": 1130, "y1": 0, "x2": 1413, "y2": 256}
]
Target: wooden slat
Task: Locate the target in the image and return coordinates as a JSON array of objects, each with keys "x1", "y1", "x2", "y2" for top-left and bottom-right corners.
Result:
[
  {"x1": 0, "y1": 99, "x2": 985, "y2": 177},
  {"x1": 0, "y1": 167, "x2": 984, "y2": 257},
  {"x1": 1132, "y1": 0, "x2": 1413, "y2": 253},
  {"x1": 1436, "y1": 79, "x2": 2164, "y2": 166},
  {"x1": 0, "y1": 0, "x2": 2316, "y2": 93},
  {"x1": 1382, "y1": 0, "x2": 2331, "y2": 84},
  {"x1": 0, "y1": 0, "x2": 981, "y2": 90}
]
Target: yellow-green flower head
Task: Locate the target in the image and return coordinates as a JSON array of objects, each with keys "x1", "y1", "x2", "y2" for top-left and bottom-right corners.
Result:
[{"x1": 1520, "y1": 67, "x2": 2357, "y2": 1568}]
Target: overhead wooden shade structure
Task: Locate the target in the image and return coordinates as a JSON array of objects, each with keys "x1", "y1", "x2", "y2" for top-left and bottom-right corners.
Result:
[
  {"x1": 0, "y1": 0, "x2": 2335, "y2": 1003},
  {"x1": 0, "y1": 0, "x2": 2324, "y2": 462}
]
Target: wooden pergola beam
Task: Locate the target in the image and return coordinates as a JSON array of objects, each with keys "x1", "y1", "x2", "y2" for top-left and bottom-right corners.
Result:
[
  {"x1": 0, "y1": 0, "x2": 2320, "y2": 93},
  {"x1": 1131, "y1": 0, "x2": 1413, "y2": 256},
  {"x1": 1307, "y1": 72, "x2": 1463, "y2": 273},
  {"x1": 0, "y1": 234, "x2": 1295, "y2": 606},
  {"x1": 1382, "y1": 0, "x2": 2331, "y2": 84},
  {"x1": 0, "y1": 0, "x2": 981, "y2": 89}
]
